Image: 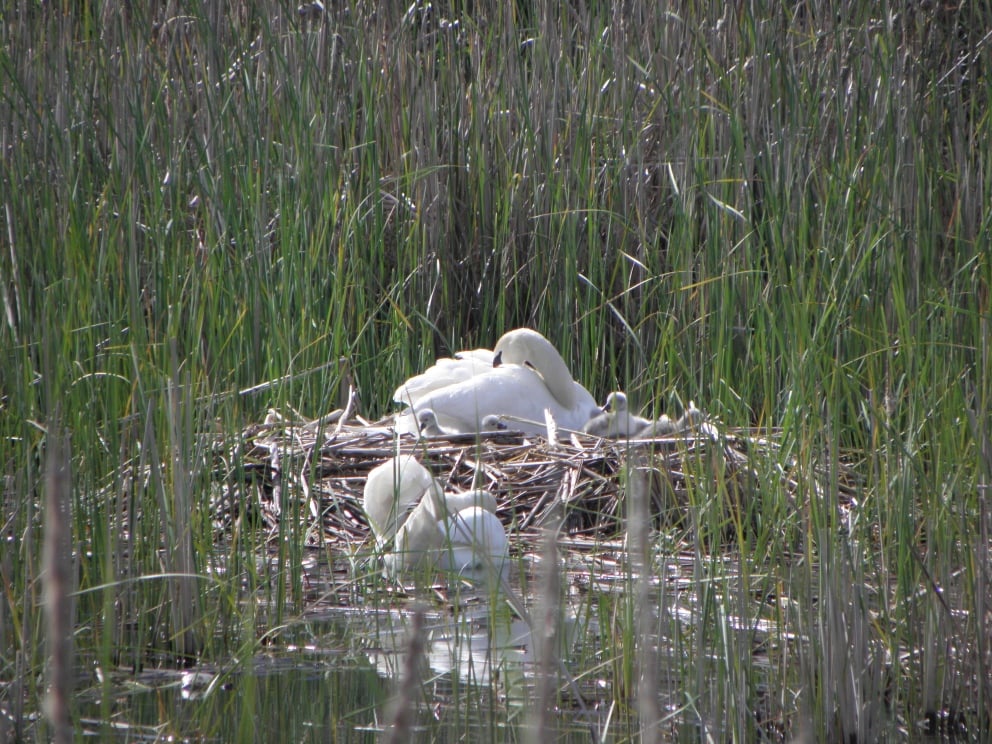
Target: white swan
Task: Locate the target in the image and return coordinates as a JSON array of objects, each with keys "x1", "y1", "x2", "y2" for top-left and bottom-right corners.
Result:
[
  {"x1": 416, "y1": 409, "x2": 507, "y2": 437},
  {"x1": 363, "y1": 456, "x2": 506, "y2": 581},
  {"x1": 394, "y1": 349, "x2": 496, "y2": 406},
  {"x1": 393, "y1": 328, "x2": 598, "y2": 436},
  {"x1": 582, "y1": 391, "x2": 652, "y2": 438},
  {"x1": 437, "y1": 506, "x2": 509, "y2": 583}
]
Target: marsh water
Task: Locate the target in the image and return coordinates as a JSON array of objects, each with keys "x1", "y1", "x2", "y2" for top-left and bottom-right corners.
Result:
[{"x1": 63, "y1": 542, "x2": 820, "y2": 742}]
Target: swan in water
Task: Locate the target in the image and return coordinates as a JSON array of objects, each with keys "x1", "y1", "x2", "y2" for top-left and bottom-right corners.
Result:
[
  {"x1": 436, "y1": 506, "x2": 509, "y2": 583},
  {"x1": 363, "y1": 454, "x2": 442, "y2": 548},
  {"x1": 582, "y1": 391, "x2": 653, "y2": 438},
  {"x1": 416, "y1": 409, "x2": 508, "y2": 437},
  {"x1": 393, "y1": 329, "x2": 598, "y2": 436},
  {"x1": 363, "y1": 455, "x2": 507, "y2": 581},
  {"x1": 636, "y1": 402, "x2": 705, "y2": 438}
]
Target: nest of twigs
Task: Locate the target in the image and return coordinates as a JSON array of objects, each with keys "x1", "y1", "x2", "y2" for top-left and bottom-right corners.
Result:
[{"x1": 211, "y1": 408, "x2": 860, "y2": 550}]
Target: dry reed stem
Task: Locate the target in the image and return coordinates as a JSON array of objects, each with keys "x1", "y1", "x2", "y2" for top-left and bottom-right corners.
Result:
[
  {"x1": 385, "y1": 604, "x2": 426, "y2": 743},
  {"x1": 629, "y1": 457, "x2": 661, "y2": 743},
  {"x1": 525, "y1": 523, "x2": 560, "y2": 744},
  {"x1": 94, "y1": 412, "x2": 860, "y2": 557},
  {"x1": 42, "y1": 423, "x2": 73, "y2": 744}
]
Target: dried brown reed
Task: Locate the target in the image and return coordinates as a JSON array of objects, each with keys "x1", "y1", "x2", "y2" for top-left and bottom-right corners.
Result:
[{"x1": 205, "y1": 409, "x2": 858, "y2": 554}]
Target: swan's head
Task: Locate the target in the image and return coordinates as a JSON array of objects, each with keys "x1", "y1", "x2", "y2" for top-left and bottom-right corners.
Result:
[
  {"x1": 480, "y1": 414, "x2": 507, "y2": 432},
  {"x1": 601, "y1": 391, "x2": 629, "y2": 413},
  {"x1": 679, "y1": 401, "x2": 704, "y2": 428},
  {"x1": 418, "y1": 409, "x2": 504, "y2": 436},
  {"x1": 416, "y1": 409, "x2": 444, "y2": 436},
  {"x1": 492, "y1": 328, "x2": 556, "y2": 369},
  {"x1": 491, "y1": 328, "x2": 580, "y2": 409}
]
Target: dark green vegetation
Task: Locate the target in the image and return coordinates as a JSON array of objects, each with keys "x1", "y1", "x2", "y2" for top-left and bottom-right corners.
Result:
[{"x1": 2, "y1": 1, "x2": 990, "y2": 740}]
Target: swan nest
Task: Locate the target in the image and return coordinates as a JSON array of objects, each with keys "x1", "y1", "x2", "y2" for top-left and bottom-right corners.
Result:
[{"x1": 206, "y1": 407, "x2": 860, "y2": 551}]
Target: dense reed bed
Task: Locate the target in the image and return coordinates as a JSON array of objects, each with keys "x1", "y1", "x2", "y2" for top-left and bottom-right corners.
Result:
[{"x1": 2, "y1": 0, "x2": 990, "y2": 740}]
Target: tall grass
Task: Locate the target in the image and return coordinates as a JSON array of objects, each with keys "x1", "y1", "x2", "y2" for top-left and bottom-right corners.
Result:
[{"x1": 2, "y1": 0, "x2": 990, "y2": 738}]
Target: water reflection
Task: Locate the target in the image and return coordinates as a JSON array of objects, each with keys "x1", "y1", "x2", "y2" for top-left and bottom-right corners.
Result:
[
  {"x1": 67, "y1": 545, "x2": 798, "y2": 742},
  {"x1": 359, "y1": 601, "x2": 561, "y2": 702},
  {"x1": 72, "y1": 597, "x2": 579, "y2": 741},
  {"x1": 76, "y1": 654, "x2": 386, "y2": 741}
]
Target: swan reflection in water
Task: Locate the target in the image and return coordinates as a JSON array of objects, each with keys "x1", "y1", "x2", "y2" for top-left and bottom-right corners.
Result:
[{"x1": 364, "y1": 602, "x2": 578, "y2": 700}]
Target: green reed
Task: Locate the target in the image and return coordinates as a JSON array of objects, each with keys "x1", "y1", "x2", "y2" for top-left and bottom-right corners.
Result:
[{"x1": 2, "y1": 0, "x2": 990, "y2": 739}]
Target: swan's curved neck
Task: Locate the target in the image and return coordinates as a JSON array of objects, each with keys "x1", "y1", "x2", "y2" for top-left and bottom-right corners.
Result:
[{"x1": 495, "y1": 330, "x2": 578, "y2": 408}]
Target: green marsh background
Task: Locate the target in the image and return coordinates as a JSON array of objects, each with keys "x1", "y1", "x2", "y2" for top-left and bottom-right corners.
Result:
[{"x1": 2, "y1": 1, "x2": 991, "y2": 740}]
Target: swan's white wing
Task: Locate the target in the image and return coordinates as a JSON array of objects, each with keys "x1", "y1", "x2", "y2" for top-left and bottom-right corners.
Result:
[
  {"x1": 402, "y1": 364, "x2": 594, "y2": 436},
  {"x1": 362, "y1": 455, "x2": 435, "y2": 544},
  {"x1": 392, "y1": 348, "x2": 496, "y2": 406}
]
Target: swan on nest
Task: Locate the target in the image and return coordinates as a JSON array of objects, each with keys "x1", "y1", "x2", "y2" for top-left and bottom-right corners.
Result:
[
  {"x1": 582, "y1": 391, "x2": 652, "y2": 438},
  {"x1": 393, "y1": 328, "x2": 598, "y2": 437}
]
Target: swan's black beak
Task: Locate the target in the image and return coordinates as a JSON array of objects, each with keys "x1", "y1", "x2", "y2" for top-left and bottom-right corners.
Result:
[{"x1": 493, "y1": 350, "x2": 503, "y2": 368}]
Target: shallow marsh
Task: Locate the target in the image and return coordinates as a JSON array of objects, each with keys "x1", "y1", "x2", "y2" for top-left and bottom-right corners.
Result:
[{"x1": 2, "y1": 0, "x2": 991, "y2": 741}]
